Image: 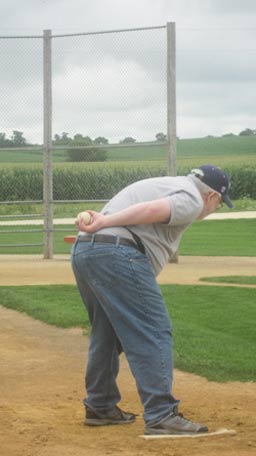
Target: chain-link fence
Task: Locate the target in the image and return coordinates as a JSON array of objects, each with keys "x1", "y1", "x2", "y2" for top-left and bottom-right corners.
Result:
[
  {"x1": 0, "y1": 24, "x2": 176, "y2": 256},
  {"x1": 0, "y1": 34, "x2": 45, "y2": 253}
]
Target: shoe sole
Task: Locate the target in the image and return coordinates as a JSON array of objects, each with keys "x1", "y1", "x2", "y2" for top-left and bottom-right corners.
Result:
[
  {"x1": 85, "y1": 418, "x2": 136, "y2": 426},
  {"x1": 145, "y1": 428, "x2": 208, "y2": 435}
]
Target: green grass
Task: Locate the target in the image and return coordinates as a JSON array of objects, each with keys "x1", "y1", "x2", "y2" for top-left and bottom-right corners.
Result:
[
  {"x1": 179, "y1": 219, "x2": 256, "y2": 256},
  {"x1": 1, "y1": 219, "x2": 256, "y2": 255},
  {"x1": 162, "y1": 284, "x2": 256, "y2": 382},
  {"x1": 0, "y1": 159, "x2": 166, "y2": 171},
  {"x1": 200, "y1": 276, "x2": 256, "y2": 285},
  {"x1": 177, "y1": 135, "x2": 256, "y2": 158},
  {"x1": 0, "y1": 198, "x2": 256, "y2": 219},
  {"x1": 0, "y1": 225, "x2": 74, "y2": 254},
  {"x1": 0, "y1": 202, "x2": 105, "y2": 218},
  {"x1": 0, "y1": 148, "x2": 68, "y2": 163},
  {"x1": 0, "y1": 285, "x2": 88, "y2": 328},
  {"x1": 106, "y1": 144, "x2": 167, "y2": 161},
  {"x1": 107, "y1": 135, "x2": 256, "y2": 165},
  {"x1": 231, "y1": 197, "x2": 256, "y2": 212},
  {"x1": 0, "y1": 283, "x2": 255, "y2": 382},
  {"x1": 0, "y1": 135, "x2": 256, "y2": 165}
]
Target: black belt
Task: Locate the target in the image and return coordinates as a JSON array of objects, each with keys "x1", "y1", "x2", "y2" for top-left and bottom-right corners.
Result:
[{"x1": 77, "y1": 234, "x2": 145, "y2": 254}]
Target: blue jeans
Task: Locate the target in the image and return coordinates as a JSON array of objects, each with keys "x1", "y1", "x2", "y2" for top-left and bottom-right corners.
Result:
[{"x1": 71, "y1": 239, "x2": 179, "y2": 424}]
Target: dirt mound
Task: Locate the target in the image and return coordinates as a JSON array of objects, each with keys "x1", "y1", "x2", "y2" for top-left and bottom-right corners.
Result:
[
  {"x1": 1, "y1": 255, "x2": 256, "y2": 455},
  {"x1": 0, "y1": 305, "x2": 255, "y2": 456}
]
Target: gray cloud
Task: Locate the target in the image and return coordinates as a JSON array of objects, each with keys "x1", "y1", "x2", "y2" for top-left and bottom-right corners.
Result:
[
  {"x1": 0, "y1": 0, "x2": 256, "y2": 141},
  {"x1": 177, "y1": 50, "x2": 256, "y2": 83},
  {"x1": 207, "y1": 0, "x2": 256, "y2": 14}
]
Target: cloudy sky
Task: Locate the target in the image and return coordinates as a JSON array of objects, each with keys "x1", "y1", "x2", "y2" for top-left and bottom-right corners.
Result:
[{"x1": 0, "y1": 0, "x2": 256, "y2": 143}]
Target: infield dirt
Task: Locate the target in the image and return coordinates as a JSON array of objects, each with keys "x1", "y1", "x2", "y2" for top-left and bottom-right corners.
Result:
[{"x1": 0, "y1": 255, "x2": 255, "y2": 456}]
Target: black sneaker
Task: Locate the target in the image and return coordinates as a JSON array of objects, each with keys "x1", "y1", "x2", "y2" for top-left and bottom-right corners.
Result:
[
  {"x1": 85, "y1": 405, "x2": 136, "y2": 426},
  {"x1": 145, "y1": 407, "x2": 208, "y2": 435}
]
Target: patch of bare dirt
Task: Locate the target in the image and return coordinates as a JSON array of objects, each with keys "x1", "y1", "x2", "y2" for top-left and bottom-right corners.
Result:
[{"x1": 1, "y1": 254, "x2": 256, "y2": 286}]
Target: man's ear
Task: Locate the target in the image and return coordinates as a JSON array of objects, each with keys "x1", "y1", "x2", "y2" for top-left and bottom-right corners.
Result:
[
  {"x1": 208, "y1": 192, "x2": 220, "y2": 208},
  {"x1": 205, "y1": 191, "x2": 214, "y2": 203},
  {"x1": 201, "y1": 192, "x2": 219, "y2": 209}
]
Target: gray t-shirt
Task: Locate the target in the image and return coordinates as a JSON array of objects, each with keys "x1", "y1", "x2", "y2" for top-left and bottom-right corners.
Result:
[{"x1": 91, "y1": 175, "x2": 203, "y2": 276}]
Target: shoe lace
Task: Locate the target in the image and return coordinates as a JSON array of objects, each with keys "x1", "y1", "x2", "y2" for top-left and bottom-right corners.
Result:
[
  {"x1": 173, "y1": 407, "x2": 191, "y2": 423},
  {"x1": 115, "y1": 406, "x2": 138, "y2": 417}
]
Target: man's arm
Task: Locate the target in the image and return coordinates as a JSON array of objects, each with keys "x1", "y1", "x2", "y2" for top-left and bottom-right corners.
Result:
[{"x1": 76, "y1": 198, "x2": 171, "y2": 233}]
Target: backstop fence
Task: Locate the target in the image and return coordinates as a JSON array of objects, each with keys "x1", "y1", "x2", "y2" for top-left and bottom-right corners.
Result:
[{"x1": 0, "y1": 24, "x2": 176, "y2": 257}]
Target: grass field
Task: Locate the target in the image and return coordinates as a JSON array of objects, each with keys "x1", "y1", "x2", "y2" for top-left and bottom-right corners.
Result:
[
  {"x1": 0, "y1": 136, "x2": 255, "y2": 207},
  {"x1": 180, "y1": 219, "x2": 256, "y2": 256},
  {"x1": 108, "y1": 135, "x2": 256, "y2": 164},
  {"x1": 0, "y1": 219, "x2": 256, "y2": 255},
  {"x1": 200, "y1": 276, "x2": 256, "y2": 285},
  {"x1": 0, "y1": 135, "x2": 255, "y2": 166},
  {"x1": 0, "y1": 283, "x2": 254, "y2": 382},
  {"x1": 1, "y1": 197, "x2": 256, "y2": 219}
]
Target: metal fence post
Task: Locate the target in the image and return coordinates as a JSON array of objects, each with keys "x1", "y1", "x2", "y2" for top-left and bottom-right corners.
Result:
[
  {"x1": 43, "y1": 29, "x2": 53, "y2": 259},
  {"x1": 167, "y1": 22, "x2": 179, "y2": 263},
  {"x1": 167, "y1": 22, "x2": 176, "y2": 177}
]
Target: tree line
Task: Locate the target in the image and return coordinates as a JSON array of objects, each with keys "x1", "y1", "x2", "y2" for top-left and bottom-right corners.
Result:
[
  {"x1": 0, "y1": 130, "x2": 168, "y2": 148},
  {"x1": 0, "y1": 131, "x2": 27, "y2": 147},
  {"x1": 52, "y1": 132, "x2": 168, "y2": 145},
  {"x1": 0, "y1": 128, "x2": 255, "y2": 149}
]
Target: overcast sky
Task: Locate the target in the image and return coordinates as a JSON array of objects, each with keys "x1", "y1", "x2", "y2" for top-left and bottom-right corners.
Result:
[{"x1": 0, "y1": 0, "x2": 256, "y2": 143}]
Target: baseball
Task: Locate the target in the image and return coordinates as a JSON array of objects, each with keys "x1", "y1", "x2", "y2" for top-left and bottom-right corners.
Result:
[{"x1": 78, "y1": 211, "x2": 92, "y2": 225}]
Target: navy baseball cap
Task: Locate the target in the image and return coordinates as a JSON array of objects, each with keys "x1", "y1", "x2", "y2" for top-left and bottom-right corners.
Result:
[{"x1": 190, "y1": 164, "x2": 233, "y2": 208}]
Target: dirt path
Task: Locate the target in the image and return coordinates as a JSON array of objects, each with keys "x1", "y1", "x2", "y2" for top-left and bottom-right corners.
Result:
[
  {"x1": 1, "y1": 254, "x2": 256, "y2": 286},
  {"x1": 0, "y1": 255, "x2": 256, "y2": 456}
]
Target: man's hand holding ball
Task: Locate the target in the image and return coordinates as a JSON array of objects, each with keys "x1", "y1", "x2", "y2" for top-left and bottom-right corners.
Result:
[
  {"x1": 75, "y1": 211, "x2": 93, "y2": 231},
  {"x1": 76, "y1": 211, "x2": 92, "y2": 225},
  {"x1": 75, "y1": 210, "x2": 105, "y2": 233}
]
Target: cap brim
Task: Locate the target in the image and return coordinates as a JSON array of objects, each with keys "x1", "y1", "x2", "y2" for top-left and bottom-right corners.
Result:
[{"x1": 222, "y1": 194, "x2": 234, "y2": 208}]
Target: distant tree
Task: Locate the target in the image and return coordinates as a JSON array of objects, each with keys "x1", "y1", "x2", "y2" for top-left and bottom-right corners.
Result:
[
  {"x1": 94, "y1": 136, "x2": 109, "y2": 145},
  {"x1": 222, "y1": 133, "x2": 236, "y2": 137},
  {"x1": 155, "y1": 132, "x2": 167, "y2": 141},
  {"x1": 119, "y1": 137, "x2": 136, "y2": 144},
  {"x1": 61, "y1": 132, "x2": 72, "y2": 144},
  {"x1": 53, "y1": 132, "x2": 73, "y2": 145},
  {"x1": 68, "y1": 148, "x2": 107, "y2": 162},
  {"x1": 53, "y1": 134, "x2": 61, "y2": 143},
  {"x1": 61, "y1": 132, "x2": 69, "y2": 142},
  {"x1": 61, "y1": 132, "x2": 73, "y2": 145},
  {"x1": 239, "y1": 128, "x2": 255, "y2": 136},
  {"x1": 83, "y1": 136, "x2": 93, "y2": 144},
  {"x1": 11, "y1": 130, "x2": 26, "y2": 146},
  {"x1": 73, "y1": 134, "x2": 84, "y2": 142},
  {"x1": 73, "y1": 134, "x2": 92, "y2": 146},
  {"x1": 0, "y1": 133, "x2": 8, "y2": 147},
  {"x1": 0, "y1": 131, "x2": 27, "y2": 148}
]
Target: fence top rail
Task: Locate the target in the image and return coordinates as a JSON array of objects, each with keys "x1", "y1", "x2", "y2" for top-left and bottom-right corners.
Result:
[
  {"x1": 0, "y1": 24, "x2": 167, "y2": 40},
  {"x1": 0, "y1": 34, "x2": 42, "y2": 39},
  {"x1": 52, "y1": 25, "x2": 167, "y2": 38}
]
